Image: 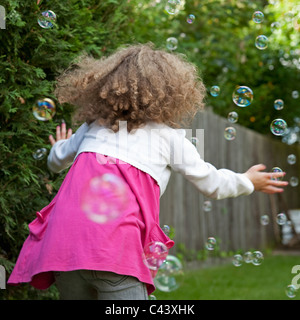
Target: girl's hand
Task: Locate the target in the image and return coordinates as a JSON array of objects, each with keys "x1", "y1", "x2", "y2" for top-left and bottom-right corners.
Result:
[
  {"x1": 244, "y1": 164, "x2": 288, "y2": 194},
  {"x1": 49, "y1": 122, "x2": 72, "y2": 146}
]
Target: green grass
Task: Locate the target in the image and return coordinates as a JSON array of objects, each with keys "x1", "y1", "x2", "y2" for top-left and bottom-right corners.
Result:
[{"x1": 153, "y1": 255, "x2": 300, "y2": 300}]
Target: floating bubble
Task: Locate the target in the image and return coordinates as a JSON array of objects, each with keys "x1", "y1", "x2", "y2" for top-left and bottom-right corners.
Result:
[
  {"x1": 165, "y1": 0, "x2": 181, "y2": 15},
  {"x1": 37, "y1": 10, "x2": 56, "y2": 29},
  {"x1": 232, "y1": 86, "x2": 253, "y2": 107},
  {"x1": 205, "y1": 237, "x2": 217, "y2": 251},
  {"x1": 227, "y1": 111, "x2": 239, "y2": 123},
  {"x1": 224, "y1": 127, "x2": 236, "y2": 141},
  {"x1": 203, "y1": 200, "x2": 212, "y2": 212},
  {"x1": 187, "y1": 14, "x2": 195, "y2": 24},
  {"x1": 276, "y1": 213, "x2": 287, "y2": 225},
  {"x1": 290, "y1": 176, "x2": 299, "y2": 187},
  {"x1": 274, "y1": 99, "x2": 284, "y2": 110},
  {"x1": 270, "y1": 119, "x2": 287, "y2": 136},
  {"x1": 210, "y1": 85, "x2": 220, "y2": 97},
  {"x1": 32, "y1": 147, "x2": 47, "y2": 160},
  {"x1": 162, "y1": 225, "x2": 170, "y2": 236},
  {"x1": 232, "y1": 254, "x2": 243, "y2": 267},
  {"x1": 287, "y1": 154, "x2": 296, "y2": 165},
  {"x1": 32, "y1": 98, "x2": 56, "y2": 121},
  {"x1": 143, "y1": 241, "x2": 169, "y2": 270},
  {"x1": 271, "y1": 21, "x2": 280, "y2": 32},
  {"x1": 149, "y1": 295, "x2": 157, "y2": 300},
  {"x1": 271, "y1": 167, "x2": 283, "y2": 181},
  {"x1": 252, "y1": 11, "x2": 264, "y2": 23},
  {"x1": 166, "y1": 37, "x2": 178, "y2": 51},
  {"x1": 190, "y1": 137, "x2": 199, "y2": 147},
  {"x1": 154, "y1": 255, "x2": 183, "y2": 292},
  {"x1": 243, "y1": 251, "x2": 253, "y2": 263},
  {"x1": 260, "y1": 215, "x2": 270, "y2": 226},
  {"x1": 286, "y1": 284, "x2": 298, "y2": 299},
  {"x1": 255, "y1": 35, "x2": 268, "y2": 50},
  {"x1": 252, "y1": 251, "x2": 264, "y2": 266},
  {"x1": 80, "y1": 173, "x2": 129, "y2": 224},
  {"x1": 292, "y1": 91, "x2": 299, "y2": 99}
]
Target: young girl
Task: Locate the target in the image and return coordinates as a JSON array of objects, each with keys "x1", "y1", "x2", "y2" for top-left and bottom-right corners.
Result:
[{"x1": 8, "y1": 43, "x2": 288, "y2": 300}]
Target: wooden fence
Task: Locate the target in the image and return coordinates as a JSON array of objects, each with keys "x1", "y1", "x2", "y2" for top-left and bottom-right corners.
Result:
[{"x1": 160, "y1": 108, "x2": 300, "y2": 255}]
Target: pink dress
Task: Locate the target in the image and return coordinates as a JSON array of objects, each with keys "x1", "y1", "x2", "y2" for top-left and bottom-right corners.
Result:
[{"x1": 7, "y1": 152, "x2": 174, "y2": 295}]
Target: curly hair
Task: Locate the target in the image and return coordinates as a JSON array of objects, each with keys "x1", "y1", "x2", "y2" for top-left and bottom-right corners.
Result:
[{"x1": 55, "y1": 43, "x2": 206, "y2": 132}]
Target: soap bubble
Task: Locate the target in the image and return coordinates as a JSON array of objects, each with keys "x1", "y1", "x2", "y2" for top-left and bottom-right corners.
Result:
[
  {"x1": 162, "y1": 225, "x2": 170, "y2": 236},
  {"x1": 80, "y1": 173, "x2": 129, "y2": 224},
  {"x1": 203, "y1": 200, "x2": 212, "y2": 212},
  {"x1": 32, "y1": 148, "x2": 47, "y2": 160},
  {"x1": 205, "y1": 237, "x2": 217, "y2": 251},
  {"x1": 32, "y1": 98, "x2": 56, "y2": 121},
  {"x1": 243, "y1": 251, "x2": 253, "y2": 263},
  {"x1": 252, "y1": 251, "x2": 264, "y2": 266},
  {"x1": 210, "y1": 85, "x2": 220, "y2": 97},
  {"x1": 37, "y1": 10, "x2": 56, "y2": 29},
  {"x1": 232, "y1": 254, "x2": 243, "y2": 267},
  {"x1": 271, "y1": 167, "x2": 283, "y2": 181},
  {"x1": 227, "y1": 111, "x2": 238, "y2": 123},
  {"x1": 286, "y1": 284, "x2": 298, "y2": 298},
  {"x1": 143, "y1": 241, "x2": 169, "y2": 270},
  {"x1": 154, "y1": 255, "x2": 183, "y2": 292},
  {"x1": 292, "y1": 91, "x2": 299, "y2": 99},
  {"x1": 224, "y1": 127, "x2": 236, "y2": 141},
  {"x1": 187, "y1": 14, "x2": 195, "y2": 24},
  {"x1": 149, "y1": 295, "x2": 157, "y2": 300},
  {"x1": 232, "y1": 86, "x2": 253, "y2": 107},
  {"x1": 274, "y1": 99, "x2": 284, "y2": 110},
  {"x1": 252, "y1": 11, "x2": 264, "y2": 23},
  {"x1": 255, "y1": 35, "x2": 268, "y2": 50},
  {"x1": 287, "y1": 154, "x2": 296, "y2": 165},
  {"x1": 290, "y1": 176, "x2": 299, "y2": 187},
  {"x1": 166, "y1": 37, "x2": 178, "y2": 51},
  {"x1": 276, "y1": 213, "x2": 287, "y2": 225},
  {"x1": 165, "y1": 0, "x2": 181, "y2": 15},
  {"x1": 270, "y1": 119, "x2": 287, "y2": 136},
  {"x1": 190, "y1": 137, "x2": 199, "y2": 147},
  {"x1": 260, "y1": 215, "x2": 270, "y2": 226}
]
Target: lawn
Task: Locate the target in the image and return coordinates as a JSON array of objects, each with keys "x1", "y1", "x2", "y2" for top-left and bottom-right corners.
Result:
[{"x1": 152, "y1": 254, "x2": 300, "y2": 300}]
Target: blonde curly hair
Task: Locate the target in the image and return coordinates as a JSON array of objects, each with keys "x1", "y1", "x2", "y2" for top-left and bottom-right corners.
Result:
[{"x1": 55, "y1": 43, "x2": 206, "y2": 132}]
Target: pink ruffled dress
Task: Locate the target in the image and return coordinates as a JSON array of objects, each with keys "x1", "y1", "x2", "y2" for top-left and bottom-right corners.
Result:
[{"x1": 7, "y1": 152, "x2": 174, "y2": 295}]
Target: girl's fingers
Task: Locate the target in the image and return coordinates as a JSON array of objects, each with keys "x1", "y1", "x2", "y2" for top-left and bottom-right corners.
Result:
[
  {"x1": 56, "y1": 125, "x2": 61, "y2": 141},
  {"x1": 61, "y1": 122, "x2": 66, "y2": 139},
  {"x1": 49, "y1": 135, "x2": 56, "y2": 146},
  {"x1": 67, "y1": 128, "x2": 72, "y2": 139}
]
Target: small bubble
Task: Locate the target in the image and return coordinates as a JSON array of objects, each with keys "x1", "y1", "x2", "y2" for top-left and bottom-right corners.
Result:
[
  {"x1": 286, "y1": 284, "x2": 298, "y2": 299},
  {"x1": 252, "y1": 251, "x2": 264, "y2": 266},
  {"x1": 232, "y1": 86, "x2": 253, "y2": 107},
  {"x1": 224, "y1": 127, "x2": 236, "y2": 141},
  {"x1": 290, "y1": 176, "x2": 299, "y2": 187},
  {"x1": 205, "y1": 237, "x2": 217, "y2": 251},
  {"x1": 187, "y1": 14, "x2": 195, "y2": 24},
  {"x1": 32, "y1": 148, "x2": 47, "y2": 160},
  {"x1": 255, "y1": 35, "x2": 268, "y2": 50},
  {"x1": 227, "y1": 111, "x2": 238, "y2": 123},
  {"x1": 210, "y1": 85, "x2": 220, "y2": 97},
  {"x1": 274, "y1": 99, "x2": 284, "y2": 110},
  {"x1": 203, "y1": 200, "x2": 212, "y2": 212},
  {"x1": 287, "y1": 154, "x2": 296, "y2": 165},
  {"x1": 260, "y1": 215, "x2": 270, "y2": 226},
  {"x1": 276, "y1": 213, "x2": 287, "y2": 225},
  {"x1": 166, "y1": 37, "x2": 178, "y2": 51},
  {"x1": 270, "y1": 119, "x2": 287, "y2": 136},
  {"x1": 143, "y1": 241, "x2": 169, "y2": 270},
  {"x1": 232, "y1": 254, "x2": 243, "y2": 267},
  {"x1": 252, "y1": 11, "x2": 264, "y2": 23},
  {"x1": 243, "y1": 251, "x2": 253, "y2": 263},
  {"x1": 271, "y1": 167, "x2": 283, "y2": 181},
  {"x1": 37, "y1": 10, "x2": 56, "y2": 29}
]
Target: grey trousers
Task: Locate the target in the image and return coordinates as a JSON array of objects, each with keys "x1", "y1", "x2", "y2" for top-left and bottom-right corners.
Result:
[{"x1": 54, "y1": 270, "x2": 148, "y2": 300}]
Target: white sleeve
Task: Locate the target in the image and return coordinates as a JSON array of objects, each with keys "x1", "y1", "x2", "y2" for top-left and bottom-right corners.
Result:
[
  {"x1": 169, "y1": 129, "x2": 254, "y2": 200},
  {"x1": 47, "y1": 122, "x2": 89, "y2": 173}
]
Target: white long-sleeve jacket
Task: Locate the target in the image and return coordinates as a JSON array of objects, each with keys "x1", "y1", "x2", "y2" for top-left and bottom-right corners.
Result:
[{"x1": 47, "y1": 121, "x2": 254, "y2": 198}]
